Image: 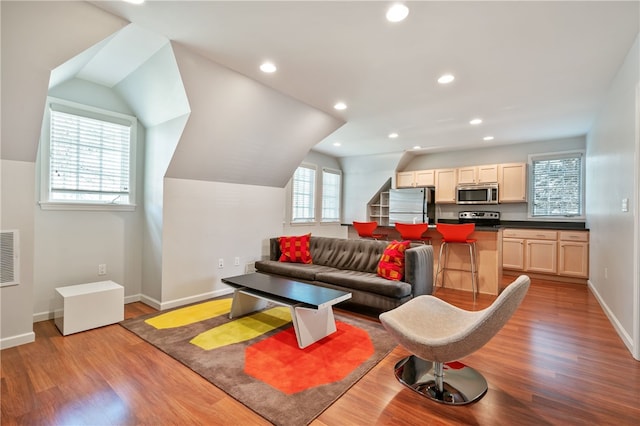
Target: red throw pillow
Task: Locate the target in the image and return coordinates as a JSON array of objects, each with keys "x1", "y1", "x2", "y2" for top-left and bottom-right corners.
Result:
[
  {"x1": 377, "y1": 240, "x2": 410, "y2": 281},
  {"x1": 278, "y1": 234, "x2": 312, "y2": 264}
]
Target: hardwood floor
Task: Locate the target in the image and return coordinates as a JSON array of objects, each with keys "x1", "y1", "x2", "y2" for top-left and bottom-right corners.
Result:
[{"x1": 2, "y1": 277, "x2": 639, "y2": 425}]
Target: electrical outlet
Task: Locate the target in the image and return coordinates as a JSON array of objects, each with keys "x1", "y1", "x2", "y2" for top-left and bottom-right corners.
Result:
[
  {"x1": 218, "y1": 258, "x2": 224, "y2": 269},
  {"x1": 234, "y1": 257, "x2": 240, "y2": 266},
  {"x1": 98, "y1": 264, "x2": 107, "y2": 276}
]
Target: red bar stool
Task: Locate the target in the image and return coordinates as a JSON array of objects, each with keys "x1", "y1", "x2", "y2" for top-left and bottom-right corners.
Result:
[
  {"x1": 435, "y1": 223, "x2": 478, "y2": 301},
  {"x1": 353, "y1": 221, "x2": 385, "y2": 240},
  {"x1": 394, "y1": 223, "x2": 431, "y2": 245}
]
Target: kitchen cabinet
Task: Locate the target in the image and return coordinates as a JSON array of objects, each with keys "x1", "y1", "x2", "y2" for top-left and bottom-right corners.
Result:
[
  {"x1": 502, "y1": 237, "x2": 525, "y2": 270},
  {"x1": 503, "y1": 228, "x2": 589, "y2": 281},
  {"x1": 435, "y1": 168, "x2": 457, "y2": 203},
  {"x1": 498, "y1": 163, "x2": 527, "y2": 203},
  {"x1": 558, "y1": 231, "x2": 589, "y2": 278},
  {"x1": 396, "y1": 170, "x2": 434, "y2": 188},
  {"x1": 526, "y1": 238, "x2": 557, "y2": 274},
  {"x1": 503, "y1": 229, "x2": 557, "y2": 274},
  {"x1": 457, "y1": 164, "x2": 498, "y2": 184}
]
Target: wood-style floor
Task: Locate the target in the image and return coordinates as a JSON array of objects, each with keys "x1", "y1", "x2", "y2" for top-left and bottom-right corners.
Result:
[{"x1": 2, "y1": 277, "x2": 639, "y2": 425}]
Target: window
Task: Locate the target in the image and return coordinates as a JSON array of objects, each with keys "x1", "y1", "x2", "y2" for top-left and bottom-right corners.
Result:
[
  {"x1": 40, "y1": 98, "x2": 137, "y2": 211},
  {"x1": 291, "y1": 165, "x2": 316, "y2": 222},
  {"x1": 321, "y1": 168, "x2": 341, "y2": 222},
  {"x1": 529, "y1": 151, "x2": 584, "y2": 218}
]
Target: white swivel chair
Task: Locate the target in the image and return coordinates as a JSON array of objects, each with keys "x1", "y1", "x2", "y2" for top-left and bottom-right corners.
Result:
[{"x1": 379, "y1": 275, "x2": 530, "y2": 405}]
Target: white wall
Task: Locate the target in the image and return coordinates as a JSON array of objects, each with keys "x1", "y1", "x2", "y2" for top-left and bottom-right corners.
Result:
[
  {"x1": 33, "y1": 80, "x2": 145, "y2": 319},
  {"x1": 586, "y1": 34, "x2": 639, "y2": 359},
  {"x1": 141, "y1": 115, "x2": 189, "y2": 304},
  {"x1": 161, "y1": 178, "x2": 285, "y2": 309},
  {"x1": 0, "y1": 161, "x2": 36, "y2": 349},
  {"x1": 0, "y1": 1, "x2": 127, "y2": 348},
  {"x1": 340, "y1": 152, "x2": 404, "y2": 224}
]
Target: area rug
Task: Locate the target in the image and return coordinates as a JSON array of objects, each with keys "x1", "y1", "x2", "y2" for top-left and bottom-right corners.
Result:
[{"x1": 120, "y1": 298, "x2": 396, "y2": 426}]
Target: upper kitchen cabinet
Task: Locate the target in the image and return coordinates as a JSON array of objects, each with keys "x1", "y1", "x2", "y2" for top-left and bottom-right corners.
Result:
[
  {"x1": 435, "y1": 168, "x2": 457, "y2": 203},
  {"x1": 457, "y1": 164, "x2": 498, "y2": 184},
  {"x1": 396, "y1": 170, "x2": 435, "y2": 188},
  {"x1": 498, "y1": 162, "x2": 527, "y2": 203}
]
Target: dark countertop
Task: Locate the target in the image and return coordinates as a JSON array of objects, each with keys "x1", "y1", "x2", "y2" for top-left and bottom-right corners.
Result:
[
  {"x1": 426, "y1": 219, "x2": 587, "y2": 231},
  {"x1": 344, "y1": 220, "x2": 588, "y2": 232}
]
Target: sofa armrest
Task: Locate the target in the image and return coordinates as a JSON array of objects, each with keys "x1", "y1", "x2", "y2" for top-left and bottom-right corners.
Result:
[
  {"x1": 269, "y1": 237, "x2": 281, "y2": 261},
  {"x1": 404, "y1": 244, "x2": 434, "y2": 296}
]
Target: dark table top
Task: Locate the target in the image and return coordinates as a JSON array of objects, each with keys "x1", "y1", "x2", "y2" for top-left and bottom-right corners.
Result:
[{"x1": 222, "y1": 273, "x2": 352, "y2": 309}]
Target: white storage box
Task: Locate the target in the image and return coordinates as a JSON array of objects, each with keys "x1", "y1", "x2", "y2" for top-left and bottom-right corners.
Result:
[{"x1": 54, "y1": 281, "x2": 124, "y2": 335}]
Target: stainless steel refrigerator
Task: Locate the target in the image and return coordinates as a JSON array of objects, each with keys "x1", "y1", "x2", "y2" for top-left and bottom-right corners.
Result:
[{"x1": 389, "y1": 188, "x2": 433, "y2": 224}]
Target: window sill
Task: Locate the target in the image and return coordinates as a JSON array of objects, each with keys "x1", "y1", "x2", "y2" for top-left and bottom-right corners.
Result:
[{"x1": 39, "y1": 201, "x2": 136, "y2": 212}]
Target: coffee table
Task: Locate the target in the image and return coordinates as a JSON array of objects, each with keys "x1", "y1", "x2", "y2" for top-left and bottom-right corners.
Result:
[{"x1": 222, "y1": 273, "x2": 352, "y2": 348}]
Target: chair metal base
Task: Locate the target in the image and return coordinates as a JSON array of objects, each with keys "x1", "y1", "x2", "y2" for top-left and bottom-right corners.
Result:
[{"x1": 394, "y1": 355, "x2": 487, "y2": 405}]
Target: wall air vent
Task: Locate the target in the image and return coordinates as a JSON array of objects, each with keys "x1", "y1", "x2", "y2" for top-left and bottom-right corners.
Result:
[{"x1": 1, "y1": 230, "x2": 20, "y2": 287}]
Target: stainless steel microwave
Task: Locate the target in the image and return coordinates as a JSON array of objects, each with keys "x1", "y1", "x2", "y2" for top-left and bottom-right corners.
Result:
[{"x1": 456, "y1": 183, "x2": 499, "y2": 205}]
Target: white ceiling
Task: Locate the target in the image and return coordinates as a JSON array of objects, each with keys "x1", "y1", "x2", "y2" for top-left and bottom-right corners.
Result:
[{"x1": 89, "y1": 1, "x2": 639, "y2": 158}]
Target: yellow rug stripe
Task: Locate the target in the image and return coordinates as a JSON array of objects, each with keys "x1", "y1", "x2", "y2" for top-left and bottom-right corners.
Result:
[
  {"x1": 190, "y1": 307, "x2": 292, "y2": 351},
  {"x1": 145, "y1": 299, "x2": 233, "y2": 329}
]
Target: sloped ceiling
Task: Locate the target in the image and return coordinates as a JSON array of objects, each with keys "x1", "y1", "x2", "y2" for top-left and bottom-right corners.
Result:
[
  {"x1": 2, "y1": 1, "x2": 343, "y2": 188},
  {"x1": 167, "y1": 42, "x2": 344, "y2": 187},
  {"x1": 0, "y1": 1, "x2": 128, "y2": 161},
  {"x1": 88, "y1": 1, "x2": 639, "y2": 158}
]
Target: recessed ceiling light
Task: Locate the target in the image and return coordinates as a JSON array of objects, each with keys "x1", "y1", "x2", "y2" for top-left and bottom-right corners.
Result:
[
  {"x1": 413, "y1": 146, "x2": 421, "y2": 150},
  {"x1": 123, "y1": 0, "x2": 145, "y2": 5},
  {"x1": 259, "y1": 62, "x2": 277, "y2": 73},
  {"x1": 483, "y1": 136, "x2": 494, "y2": 141},
  {"x1": 388, "y1": 132, "x2": 399, "y2": 139},
  {"x1": 469, "y1": 118, "x2": 483, "y2": 125},
  {"x1": 333, "y1": 142, "x2": 342, "y2": 147},
  {"x1": 386, "y1": 3, "x2": 409, "y2": 22},
  {"x1": 438, "y1": 74, "x2": 455, "y2": 84},
  {"x1": 334, "y1": 102, "x2": 347, "y2": 110}
]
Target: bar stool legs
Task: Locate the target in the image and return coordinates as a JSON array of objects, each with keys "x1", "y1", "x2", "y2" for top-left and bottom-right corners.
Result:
[{"x1": 435, "y1": 241, "x2": 478, "y2": 301}]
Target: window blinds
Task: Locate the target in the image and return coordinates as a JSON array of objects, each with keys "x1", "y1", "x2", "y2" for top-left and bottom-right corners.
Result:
[
  {"x1": 50, "y1": 110, "x2": 131, "y2": 203},
  {"x1": 531, "y1": 153, "x2": 583, "y2": 216},
  {"x1": 321, "y1": 169, "x2": 341, "y2": 222},
  {"x1": 292, "y1": 166, "x2": 315, "y2": 222}
]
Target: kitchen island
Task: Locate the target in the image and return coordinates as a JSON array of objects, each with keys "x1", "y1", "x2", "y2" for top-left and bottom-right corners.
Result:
[{"x1": 347, "y1": 225, "x2": 503, "y2": 296}]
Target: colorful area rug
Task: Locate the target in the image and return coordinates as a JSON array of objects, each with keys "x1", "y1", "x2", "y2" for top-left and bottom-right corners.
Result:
[{"x1": 120, "y1": 298, "x2": 396, "y2": 426}]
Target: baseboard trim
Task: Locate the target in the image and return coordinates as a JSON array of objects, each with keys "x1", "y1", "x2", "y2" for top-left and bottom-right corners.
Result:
[
  {"x1": 1, "y1": 331, "x2": 36, "y2": 350},
  {"x1": 33, "y1": 311, "x2": 54, "y2": 323},
  {"x1": 158, "y1": 288, "x2": 234, "y2": 311},
  {"x1": 31, "y1": 289, "x2": 235, "y2": 324},
  {"x1": 588, "y1": 279, "x2": 634, "y2": 356}
]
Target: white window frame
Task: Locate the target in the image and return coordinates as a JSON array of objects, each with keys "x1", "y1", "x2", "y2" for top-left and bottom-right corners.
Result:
[
  {"x1": 39, "y1": 97, "x2": 137, "y2": 211},
  {"x1": 291, "y1": 164, "x2": 317, "y2": 223},
  {"x1": 321, "y1": 168, "x2": 342, "y2": 223},
  {"x1": 528, "y1": 150, "x2": 585, "y2": 220}
]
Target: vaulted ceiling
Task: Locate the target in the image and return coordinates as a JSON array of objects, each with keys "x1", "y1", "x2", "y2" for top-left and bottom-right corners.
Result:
[{"x1": 88, "y1": 1, "x2": 639, "y2": 158}]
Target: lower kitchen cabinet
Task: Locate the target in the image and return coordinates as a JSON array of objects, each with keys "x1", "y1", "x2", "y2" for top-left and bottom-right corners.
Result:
[
  {"x1": 558, "y1": 231, "x2": 589, "y2": 278},
  {"x1": 502, "y1": 229, "x2": 589, "y2": 281}
]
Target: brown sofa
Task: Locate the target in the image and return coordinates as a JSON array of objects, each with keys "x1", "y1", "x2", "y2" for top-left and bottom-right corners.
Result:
[{"x1": 254, "y1": 236, "x2": 434, "y2": 312}]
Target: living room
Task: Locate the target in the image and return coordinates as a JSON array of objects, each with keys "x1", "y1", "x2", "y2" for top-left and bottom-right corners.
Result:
[{"x1": 1, "y1": 1, "x2": 639, "y2": 423}]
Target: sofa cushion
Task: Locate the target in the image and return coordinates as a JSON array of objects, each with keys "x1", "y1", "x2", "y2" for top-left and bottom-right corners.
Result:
[
  {"x1": 315, "y1": 270, "x2": 412, "y2": 299},
  {"x1": 310, "y1": 237, "x2": 388, "y2": 273},
  {"x1": 254, "y1": 260, "x2": 337, "y2": 282},
  {"x1": 377, "y1": 240, "x2": 410, "y2": 281},
  {"x1": 278, "y1": 234, "x2": 312, "y2": 264}
]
